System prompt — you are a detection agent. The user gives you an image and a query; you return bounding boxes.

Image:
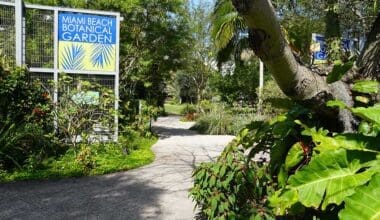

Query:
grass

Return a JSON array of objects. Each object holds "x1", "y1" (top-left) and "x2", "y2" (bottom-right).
[
  {"x1": 0, "y1": 135, "x2": 157, "y2": 182},
  {"x1": 164, "y1": 103, "x2": 186, "y2": 115}
]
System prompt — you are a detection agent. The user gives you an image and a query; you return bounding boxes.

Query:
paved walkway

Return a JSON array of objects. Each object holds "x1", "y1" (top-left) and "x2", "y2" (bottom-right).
[{"x1": 0, "y1": 116, "x2": 234, "y2": 220}]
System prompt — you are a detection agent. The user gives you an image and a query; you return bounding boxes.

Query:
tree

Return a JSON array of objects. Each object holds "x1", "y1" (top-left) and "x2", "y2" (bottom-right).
[
  {"x1": 184, "y1": 1, "x2": 215, "y2": 104},
  {"x1": 231, "y1": 0, "x2": 379, "y2": 131}
]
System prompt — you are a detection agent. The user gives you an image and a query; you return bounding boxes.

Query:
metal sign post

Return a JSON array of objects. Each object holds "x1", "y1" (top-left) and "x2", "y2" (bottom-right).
[{"x1": 15, "y1": 0, "x2": 22, "y2": 65}]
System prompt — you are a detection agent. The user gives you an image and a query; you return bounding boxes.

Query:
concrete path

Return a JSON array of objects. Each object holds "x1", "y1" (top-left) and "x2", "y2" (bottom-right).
[{"x1": 0, "y1": 116, "x2": 234, "y2": 220}]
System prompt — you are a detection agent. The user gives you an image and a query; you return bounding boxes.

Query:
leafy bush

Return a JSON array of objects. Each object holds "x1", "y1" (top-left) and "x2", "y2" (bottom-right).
[
  {"x1": 0, "y1": 133, "x2": 157, "y2": 182},
  {"x1": 54, "y1": 74, "x2": 115, "y2": 150},
  {"x1": 130, "y1": 100, "x2": 161, "y2": 137},
  {"x1": 190, "y1": 141, "x2": 275, "y2": 219},
  {"x1": 192, "y1": 103, "x2": 263, "y2": 135},
  {"x1": 191, "y1": 103, "x2": 233, "y2": 135},
  {"x1": 180, "y1": 104, "x2": 197, "y2": 115},
  {"x1": 0, "y1": 66, "x2": 55, "y2": 170},
  {"x1": 257, "y1": 79, "x2": 294, "y2": 118},
  {"x1": 76, "y1": 144, "x2": 97, "y2": 173},
  {"x1": 180, "y1": 104, "x2": 198, "y2": 121}
]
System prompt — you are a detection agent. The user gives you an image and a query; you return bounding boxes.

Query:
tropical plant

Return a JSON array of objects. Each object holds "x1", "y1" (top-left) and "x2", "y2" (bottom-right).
[
  {"x1": 190, "y1": 139, "x2": 275, "y2": 219},
  {"x1": 269, "y1": 83, "x2": 380, "y2": 218},
  {"x1": 211, "y1": 0, "x2": 245, "y2": 66},
  {"x1": 128, "y1": 100, "x2": 161, "y2": 137},
  {"x1": 191, "y1": 78, "x2": 379, "y2": 219},
  {"x1": 192, "y1": 103, "x2": 260, "y2": 135}
]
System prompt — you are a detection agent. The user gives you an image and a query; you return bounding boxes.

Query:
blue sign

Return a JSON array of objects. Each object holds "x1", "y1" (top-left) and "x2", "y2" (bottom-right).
[
  {"x1": 58, "y1": 13, "x2": 116, "y2": 44},
  {"x1": 311, "y1": 34, "x2": 327, "y2": 62},
  {"x1": 58, "y1": 12, "x2": 117, "y2": 72}
]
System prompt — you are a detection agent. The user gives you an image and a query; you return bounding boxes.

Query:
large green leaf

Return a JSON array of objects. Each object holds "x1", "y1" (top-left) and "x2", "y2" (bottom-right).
[
  {"x1": 308, "y1": 131, "x2": 380, "y2": 153},
  {"x1": 288, "y1": 149, "x2": 375, "y2": 209},
  {"x1": 285, "y1": 142, "x2": 304, "y2": 171},
  {"x1": 352, "y1": 105, "x2": 380, "y2": 126},
  {"x1": 326, "y1": 100, "x2": 347, "y2": 109},
  {"x1": 352, "y1": 80, "x2": 379, "y2": 94},
  {"x1": 327, "y1": 60, "x2": 354, "y2": 83},
  {"x1": 339, "y1": 174, "x2": 380, "y2": 220},
  {"x1": 269, "y1": 189, "x2": 298, "y2": 215}
]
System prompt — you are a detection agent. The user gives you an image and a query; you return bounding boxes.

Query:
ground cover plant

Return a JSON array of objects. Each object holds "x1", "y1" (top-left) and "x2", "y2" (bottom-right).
[{"x1": 0, "y1": 133, "x2": 156, "y2": 182}]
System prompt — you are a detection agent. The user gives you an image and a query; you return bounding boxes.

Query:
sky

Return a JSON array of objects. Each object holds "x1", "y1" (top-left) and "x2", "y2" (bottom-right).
[{"x1": 189, "y1": 0, "x2": 214, "y2": 9}]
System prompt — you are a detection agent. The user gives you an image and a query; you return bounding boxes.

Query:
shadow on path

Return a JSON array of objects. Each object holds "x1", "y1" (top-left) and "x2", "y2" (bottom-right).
[
  {"x1": 0, "y1": 116, "x2": 235, "y2": 220},
  {"x1": 0, "y1": 173, "x2": 164, "y2": 219}
]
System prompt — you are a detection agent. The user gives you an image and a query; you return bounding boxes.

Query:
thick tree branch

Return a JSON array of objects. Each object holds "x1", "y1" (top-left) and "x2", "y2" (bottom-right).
[{"x1": 232, "y1": 0, "x2": 357, "y2": 131}]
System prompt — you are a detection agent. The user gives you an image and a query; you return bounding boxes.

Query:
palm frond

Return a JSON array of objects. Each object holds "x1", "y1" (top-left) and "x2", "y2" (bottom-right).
[
  {"x1": 216, "y1": 35, "x2": 236, "y2": 67},
  {"x1": 61, "y1": 44, "x2": 85, "y2": 70},
  {"x1": 216, "y1": 34, "x2": 251, "y2": 68},
  {"x1": 91, "y1": 44, "x2": 115, "y2": 68},
  {"x1": 211, "y1": 0, "x2": 245, "y2": 50}
]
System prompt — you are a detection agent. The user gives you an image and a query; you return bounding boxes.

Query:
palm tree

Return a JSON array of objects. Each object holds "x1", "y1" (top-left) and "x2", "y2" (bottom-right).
[
  {"x1": 211, "y1": 0, "x2": 246, "y2": 66},
  {"x1": 211, "y1": 0, "x2": 265, "y2": 111}
]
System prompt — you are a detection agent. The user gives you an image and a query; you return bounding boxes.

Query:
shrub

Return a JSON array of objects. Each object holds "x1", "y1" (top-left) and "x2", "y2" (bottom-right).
[
  {"x1": 180, "y1": 104, "x2": 198, "y2": 122},
  {"x1": 130, "y1": 100, "x2": 161, "y2": 137},
  {"x1": 190, "y1": 136, "x2": 275, "y2": 219},
  {"x1": 0, "y1": 66, "x2": 55, "y2": 170},
  {"x1": 256, "y1": 79, "x2": 294, "y2": 118},
  {"x1": 54, "y1": 74, "x2": 115, "y2": 150},
  {"x1": 180, "y1": 104, "x2": 197, "y2": 115},
  {"x1": 192, "y1": 103, "x2": 262, "y2": 135},
  {"x1": 191, "y1": 103, "x2": 233, "y2": 135},
  {"x1": 76, "y1": 144, "x2": 97, "y2": 173}
]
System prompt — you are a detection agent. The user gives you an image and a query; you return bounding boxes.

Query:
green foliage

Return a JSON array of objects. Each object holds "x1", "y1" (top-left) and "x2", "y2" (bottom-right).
[
  {"x1": 282, "y1": 14, "x2": 324, "y2": 62},
  {"x1": 192, "y1": 79, "x2": 380, "y2": 219},
  {"x1": 190, "y1": 141, "x2": 275, "y2": 219},
  {"x1": 327, "y1": 60, "x2": 354, "y2": 83},
  {"x1": 0, "y1": 66, "x2": 55, "y2": 170},
  {"x1": 54, "y1": 74, "x2": 115, "y2": 150},
  {"x1": 76, "y1": 144, "x2": 97, "y2": 173},
  {"x1": 268, "y1": 82, "x2": 380, "y2": 218},
  {"x1": 163, "y1": 103, "x2": 186, "y2": 115},
  {"x1": 257, "y1": 79, "x2": 294, "y2": 118},
  {"x1": 338, "y1": 174, "x2": 380, "y2": 220},
  {"x1": 211, "y1": 0, "x2": 243, "y2": 50},
  {"x1": 191, "y1": 103, "x2": 233, "y2": 135},
  {"x1": 213, "y1": 61, "x2": 261, "y2": 105},
  {"x1": 180, "y1": 104, "x2": 197, "y2": 115},
  {"x1": 352, "y1": 80, "x2": 379, "y2": 94},
  {"x1": 129, "y1": 100, "x2": 161, "y2": 137}
]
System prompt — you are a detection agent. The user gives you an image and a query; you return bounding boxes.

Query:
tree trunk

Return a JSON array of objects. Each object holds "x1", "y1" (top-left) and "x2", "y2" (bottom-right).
[
  {"x1": 356, "y1": 12, "x2": 380, "y2": 81},
  {"x1": 231, "y1": 0, "x2": 380, "y2": 131}
]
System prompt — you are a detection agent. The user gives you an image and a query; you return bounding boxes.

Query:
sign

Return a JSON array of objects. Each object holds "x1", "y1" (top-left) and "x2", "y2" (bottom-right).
[
  {"x1": 310, "y1": 33, "x2": 327, "y2": 64},
  {"x1": 58, "y1": 12, "x2": 117, "y2": 72}
]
